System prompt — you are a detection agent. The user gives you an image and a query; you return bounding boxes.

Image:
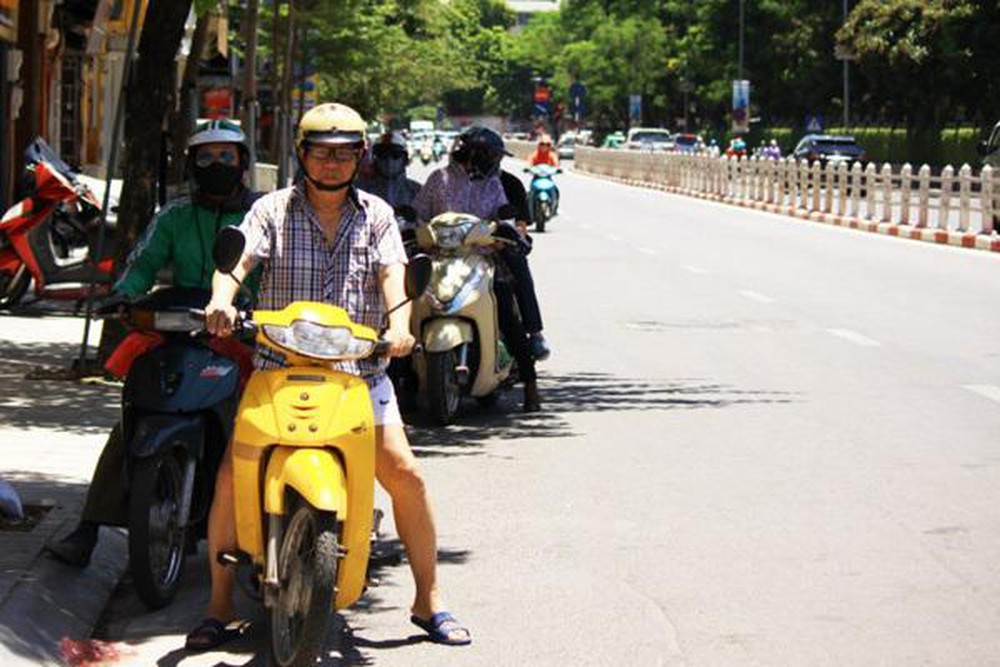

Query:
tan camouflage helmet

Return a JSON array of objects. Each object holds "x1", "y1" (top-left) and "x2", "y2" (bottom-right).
[{"x1": 296, "y1": 103, "x2": 367, "y2": 149}]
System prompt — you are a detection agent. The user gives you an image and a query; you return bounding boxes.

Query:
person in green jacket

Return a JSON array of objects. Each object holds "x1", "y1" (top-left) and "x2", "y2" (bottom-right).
[{"x1": 46, "y1": 120, "x2": 262, "y2": 567}]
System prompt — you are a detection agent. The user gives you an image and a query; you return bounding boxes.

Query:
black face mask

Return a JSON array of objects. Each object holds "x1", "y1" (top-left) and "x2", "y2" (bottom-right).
[{"x1": 193, "y1": 163, "x2": 243, "y2": 198}]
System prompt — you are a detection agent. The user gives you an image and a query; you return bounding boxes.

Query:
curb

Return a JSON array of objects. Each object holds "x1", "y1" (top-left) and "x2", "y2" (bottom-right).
[
  {"x1": 0, "y1": 522, "x2": 128, "y2": 665},
  {"x1": 573, "y1": 168, "x2": 1000, "y2": 254}
]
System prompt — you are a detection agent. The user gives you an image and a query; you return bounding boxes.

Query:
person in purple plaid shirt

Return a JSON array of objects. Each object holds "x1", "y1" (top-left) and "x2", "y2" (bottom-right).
[{"x1": 190, "y1": 103, "x2": 471, "y2": 651}]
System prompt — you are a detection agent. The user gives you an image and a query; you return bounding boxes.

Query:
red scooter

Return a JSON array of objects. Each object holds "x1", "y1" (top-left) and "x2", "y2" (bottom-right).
[{"x1": 0, "y1": 138, "x2": 116, "y2": 308}]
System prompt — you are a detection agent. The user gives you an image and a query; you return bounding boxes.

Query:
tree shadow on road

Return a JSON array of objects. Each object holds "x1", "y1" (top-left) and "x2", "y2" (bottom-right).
[
  {"x1": 0, "y1": 340, "x2": 119, "y2": 434},
  {"x1": 335, "y1": 539, "x2": 471, "y2": 666},
  {"x1": 404, "y1": 370, "x2": 797, "y2": 460}
]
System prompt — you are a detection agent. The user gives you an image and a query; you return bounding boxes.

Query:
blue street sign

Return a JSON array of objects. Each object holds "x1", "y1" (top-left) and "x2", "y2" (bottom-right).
[
  {"x1": 533, "y1": 102, "x2": 550, "y2": 117},
  {"x1": 805, "y1": 113, "x2": 824, "y2": 134},
  {"x1": 629, "y1": 94, "x2": 642, "y2": 124}
]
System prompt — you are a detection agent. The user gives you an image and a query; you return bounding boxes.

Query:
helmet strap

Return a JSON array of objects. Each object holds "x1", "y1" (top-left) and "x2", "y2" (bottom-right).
[{"x1": 300, "y1": 157, "x2": 360, "y2": 193}]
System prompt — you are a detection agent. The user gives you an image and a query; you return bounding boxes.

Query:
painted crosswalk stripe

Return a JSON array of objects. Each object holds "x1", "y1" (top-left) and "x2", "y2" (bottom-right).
[
  {"x1": 682, "y1": 265, "x2": 709, "y2": 274},
  {"x1": 963, "y1": 385, "x2": 1000, "y2": 403},
  {"x1": 606, "y1": 233, "x2": 622, "y2": 242},
  {"x1": 638, "y1": 247, "x2": 657, "y2": 255},
  {"x1": 826, "y1": 328, "x2": 882, "y2": 347},
  {"x1": 739, "y1": 290, "x2": 774, "y2": 304}
]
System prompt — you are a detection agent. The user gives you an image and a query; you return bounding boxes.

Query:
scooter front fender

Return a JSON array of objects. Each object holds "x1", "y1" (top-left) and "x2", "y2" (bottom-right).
[
  {"x1": 263, "y1": 447, "x2": 372, "y2": 608},
  {"x1": 422, "y1": 318, "x2": 474, "y2": 353},
  {"x1": 264, "y1": 448, "x2": 347, "y2": 517},
  {"x1": 129, "y1": 413, "x2": 204, "y2": 459}
]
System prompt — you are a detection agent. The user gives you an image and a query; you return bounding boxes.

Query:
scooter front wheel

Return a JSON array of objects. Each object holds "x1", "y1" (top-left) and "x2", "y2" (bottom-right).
[
  {"x1": 426, "y1": 349, "x2": 461, "y2": 425},
  {"x1": 536, "y1": 202, "x2": 549, "y2": 233},
  {"x1": 0, "y1": 269, "x2": 29, "y2": 309},
  {"x1": 129, "y1": 451, "x2": 187, "y2": 610},
  {"x1": 268, "y1": 502, "x2": 341, "y2": 667}
]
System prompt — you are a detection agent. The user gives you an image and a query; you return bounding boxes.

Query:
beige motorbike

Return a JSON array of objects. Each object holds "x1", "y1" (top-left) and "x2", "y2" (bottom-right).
[{"x1": 411, "y1": 212, "x2": 516, "y2": 425}]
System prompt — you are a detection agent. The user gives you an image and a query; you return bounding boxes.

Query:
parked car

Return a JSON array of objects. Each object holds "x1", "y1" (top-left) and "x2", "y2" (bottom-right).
[
  {"x1": 792, "y1": 134, "x2": 867, "y2": 165},
  {"x1": 601, "y1": 131, "x2": 626, "y2": 149},
  {"x1": 978, "y1": 122, "x2": 1000, "y2": 229},
  {"x1": 978, "y1": 121, "x2": 1000, "y2": 169},
  {"x1": 556, "y1": 133, "x2": 577, "y2": 160},
  {"x1": 674, "y1": 133, "x2": 705, "y2": 154},
  {"x1": 626, "y1": 127, "x2": 674, "y2": 151}
]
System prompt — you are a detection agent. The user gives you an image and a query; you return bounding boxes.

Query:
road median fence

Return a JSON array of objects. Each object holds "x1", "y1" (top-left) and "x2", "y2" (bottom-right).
[{"x1": 571, "y1": 147, "x2": 1000, "y2": 254}]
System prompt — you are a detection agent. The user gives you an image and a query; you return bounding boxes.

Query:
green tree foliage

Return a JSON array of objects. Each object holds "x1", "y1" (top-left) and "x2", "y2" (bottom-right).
[
  {"x1": 837, "y1": 0, "x2": 996, "y2": 162},
  {"x1": 297, "y1": 0, "x2": 512, "y2": 123},
  {"x1": 504, "y1": 0, "x2": 846, "y2": 134}
]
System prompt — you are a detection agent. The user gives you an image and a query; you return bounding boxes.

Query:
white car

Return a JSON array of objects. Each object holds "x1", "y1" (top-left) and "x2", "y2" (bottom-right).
[{"x1": 625, "y1": 127, "x2": 674, "y2": 151}]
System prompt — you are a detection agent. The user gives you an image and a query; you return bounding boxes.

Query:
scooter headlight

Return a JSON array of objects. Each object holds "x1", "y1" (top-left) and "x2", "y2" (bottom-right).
[
  {"x1": 262, "y1": 320, "x2": 375, "y2": 360},
  {"x1": 432, "y1": 221, "x2": 476, "y2": 249}
]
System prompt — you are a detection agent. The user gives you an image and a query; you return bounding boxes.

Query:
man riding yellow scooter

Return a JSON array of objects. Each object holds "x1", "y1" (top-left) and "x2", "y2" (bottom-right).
[{"x1": 186, "y1": 102, "x2": 471, "y2": 658}]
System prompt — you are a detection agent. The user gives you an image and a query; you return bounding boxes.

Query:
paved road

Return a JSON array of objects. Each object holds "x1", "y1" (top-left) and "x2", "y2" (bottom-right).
[{"x1": 94, "y1": 161, "x2": 1000, "y2": 666}]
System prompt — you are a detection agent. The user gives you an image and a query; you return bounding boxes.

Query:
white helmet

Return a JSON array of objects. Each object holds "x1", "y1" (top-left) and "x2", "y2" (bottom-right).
[{"x1": 187, "y1": 119, "x2": 247, "y2": 150}]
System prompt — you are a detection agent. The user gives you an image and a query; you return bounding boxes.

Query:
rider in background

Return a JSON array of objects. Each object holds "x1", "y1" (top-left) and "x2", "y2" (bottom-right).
[
  {"x1": 414, "y1": 127, "x2": 545, "y2": 411},
  {"x1": 498, "y1": 164, "x2": 551, "y2": 363},
  {"x1": 45, "y1": 120, "x2": 260, "y2": 568},
  {"x1": 356, "y1": 131, "x2": 421, "y2": 211},
  {"x1": 528, "y1": 133, "x2": 559, "y2": 167}
]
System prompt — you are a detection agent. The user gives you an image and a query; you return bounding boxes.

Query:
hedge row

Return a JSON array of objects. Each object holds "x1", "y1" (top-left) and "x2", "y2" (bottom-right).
[{"x1": 752, "y1": 126, "x2": 988, "y2": 167}]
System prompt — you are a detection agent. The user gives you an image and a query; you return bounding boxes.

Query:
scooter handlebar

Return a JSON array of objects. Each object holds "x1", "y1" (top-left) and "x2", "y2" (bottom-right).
[{"x1": 189, "y1": 308, "x2": 257, "y2": 337}]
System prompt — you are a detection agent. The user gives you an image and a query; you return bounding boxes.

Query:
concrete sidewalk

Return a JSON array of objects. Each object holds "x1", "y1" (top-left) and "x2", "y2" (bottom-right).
[{"x1": 0, "y1": 304, "x2": 127, "y2": 666}]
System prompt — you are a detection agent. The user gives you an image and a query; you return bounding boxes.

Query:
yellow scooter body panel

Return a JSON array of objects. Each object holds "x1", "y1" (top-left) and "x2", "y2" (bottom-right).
[{"x1": 231, "y1": 366, "x2": 375, "y2": 610}]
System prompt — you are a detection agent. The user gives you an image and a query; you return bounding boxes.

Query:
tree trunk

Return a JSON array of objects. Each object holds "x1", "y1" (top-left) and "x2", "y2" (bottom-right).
[
  {"x1": 295, "y1": 21, "x2": 307, "y2": 128},
  {"x1": 98, "y1": 0, "x2": 193, "y2": 366},
  {"x1": 269, "y1": 1, "x2": 284, "y2": 160},
  {"x1": 117, "y1": 0, "x2": 195, "y2": 267},
  {"x1": 168, "y1": 12, "x2": 210, "y2": 186},
  {"x1": 243, "y1": 0, "x2": 260, "y2": 189}
]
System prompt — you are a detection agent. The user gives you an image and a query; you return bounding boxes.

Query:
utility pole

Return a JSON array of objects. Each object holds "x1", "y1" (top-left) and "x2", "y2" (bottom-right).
[{"x1": 276, "y1": 0, "x2": 295, "y2": 187}]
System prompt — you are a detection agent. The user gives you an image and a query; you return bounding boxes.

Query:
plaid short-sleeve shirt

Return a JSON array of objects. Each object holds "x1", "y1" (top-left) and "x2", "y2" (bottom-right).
[{"x1": 240, "y1": 184, "x2": 407, "y2": 384}]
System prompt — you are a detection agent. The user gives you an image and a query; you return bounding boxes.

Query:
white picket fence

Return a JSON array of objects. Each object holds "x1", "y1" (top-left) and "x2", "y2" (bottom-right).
[{"x1": 566, "y1": 146, "x2": 1000, "y2": 251}]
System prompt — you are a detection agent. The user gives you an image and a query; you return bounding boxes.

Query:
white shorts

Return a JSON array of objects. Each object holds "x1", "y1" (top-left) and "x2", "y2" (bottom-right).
[{"x1": 370, "y1": 375, "x2": 403, "y2": 427}]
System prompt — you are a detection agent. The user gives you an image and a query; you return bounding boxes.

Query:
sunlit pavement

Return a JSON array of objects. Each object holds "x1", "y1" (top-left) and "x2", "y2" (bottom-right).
[{"x1": 6, "y1": 159, "x2": 1000, "y2": 665}]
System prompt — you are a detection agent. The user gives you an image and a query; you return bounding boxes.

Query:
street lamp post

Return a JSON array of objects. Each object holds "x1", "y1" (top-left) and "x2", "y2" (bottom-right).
[
  {"x1": 843, "y1": 0, "x2": 850, "y2": 129},
  {"x1": 738, "y1": 0, "x2": 745, "y2": 81}
]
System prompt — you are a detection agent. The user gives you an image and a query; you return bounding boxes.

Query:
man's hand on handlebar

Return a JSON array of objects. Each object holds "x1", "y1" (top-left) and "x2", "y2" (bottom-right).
[
  {"x1": 205, "y1": 299, "x2": 238, "y2": 338},
  {"x1": 383, "y1": 325, "x2": 416, "y2": 358}
]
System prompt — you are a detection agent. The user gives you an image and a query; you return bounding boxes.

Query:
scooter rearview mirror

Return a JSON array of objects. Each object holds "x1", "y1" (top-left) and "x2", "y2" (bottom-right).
[
  {"x1": 213, "y1": 227, "x2": 246, "y2": 274},
  {"x1": 394, "y1": 204, "x2": 418, "y2": 224},
  {"x1": 405, "y1": 254, "x2": 432, "y2": 299},
  {"x1": 381, "y1": 254, "x2": 433, "y2": 333}
]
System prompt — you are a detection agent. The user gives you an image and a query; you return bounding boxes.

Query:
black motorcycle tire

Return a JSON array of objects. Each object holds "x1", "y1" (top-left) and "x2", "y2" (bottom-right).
[
  {"x1": 0, "y1": 269, "x2": 30, "y2": 309},
  {"x1": 426, "y1": 349, "x2": 460, "y2": 425},
  {"x1": 268, "y1": 502, "x2": 341, "y2": 667},
  {"x1": 129, "y1": 450, "x2": 188, "y2": 610},
  {"x1": 536, "y1": 202, "x2": 549, "y2": 233},
  {"x1": 475, "y1": 392, "x2": 500, "y2": 408}
]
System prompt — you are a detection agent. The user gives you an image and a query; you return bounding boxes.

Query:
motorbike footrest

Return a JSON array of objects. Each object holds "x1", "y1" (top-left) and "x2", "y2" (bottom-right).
[{"x1": 216, "y1": 549, "x2": 252, "y2": 568}]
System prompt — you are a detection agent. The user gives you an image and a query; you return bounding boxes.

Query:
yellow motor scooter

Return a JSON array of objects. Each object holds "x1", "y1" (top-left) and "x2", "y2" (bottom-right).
[{"x1": 211, "y1": 227, "x2": 431, "y2": 667}]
